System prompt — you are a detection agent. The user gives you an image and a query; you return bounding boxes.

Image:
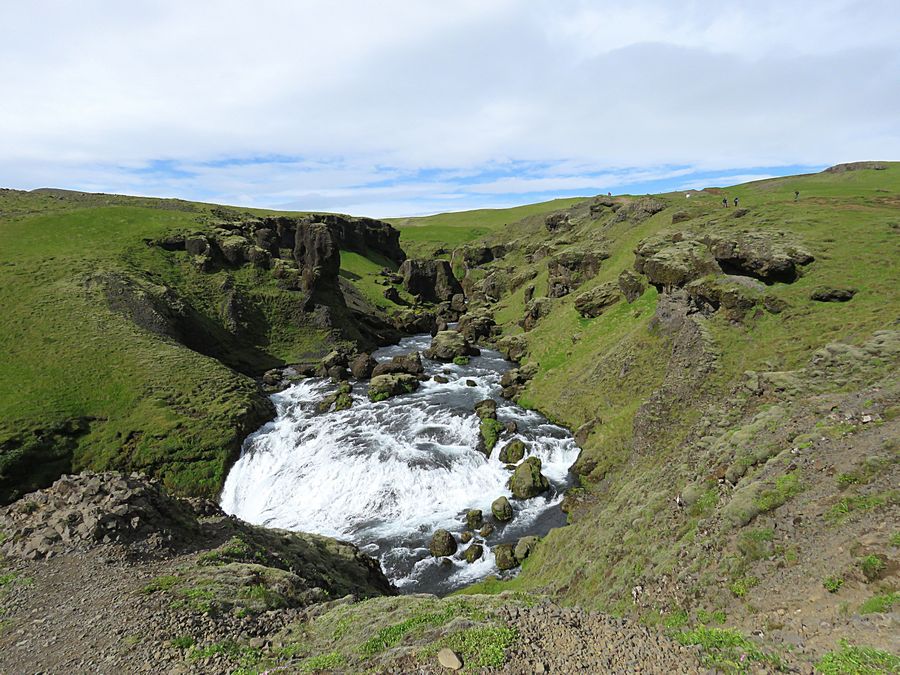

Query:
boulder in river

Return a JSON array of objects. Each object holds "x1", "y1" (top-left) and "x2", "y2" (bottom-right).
[
  {"x1": 424, "y1": 330, "x2": 480, "y2": 362},
  {"x1": 466, "y1": 508, "x2": 483, "y2": 530},
  {"x1": 498, "y1": 439, "x2": 526, "y2": 464},
  {"x1": 371, "y1": 351, "x2": 424, "y2": 377},
  {"x1": 368, "y1": 373, "x2": 419, "y2": 402},
  {"x1": 509, "y1": 456, "x2": 550, "y2": 499},
  {"x1": 474, "y1": 399, "x2": 498, "y2": 420},
  {"x1": 349, "y1": 353, "x2": 377, "y2": 379},
  {"x1": 460, "y1": 531, "x2": 473, "y2": 544},
  {"x1": 429, "y1": 529, "x2": 457, "y2": 557},
  {"x1": 464, "y1": 543, "x2": 484, "y2": 564},
  {"x1": 491, "y1": 496, "x2": 513, "y2": 522},
  {"x1": 479, "y1": 418, "x2": 505, "y2": 454},
  {"x1": 479, "y1": 522, "x2": 495, "y2": 537},
  {"x1": 494, "y1": 543, "x2": 518, "y2": 570}
]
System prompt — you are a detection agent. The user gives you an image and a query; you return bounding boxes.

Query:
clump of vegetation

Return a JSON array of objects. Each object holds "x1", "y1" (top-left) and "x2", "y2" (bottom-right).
[
  {"x1": 198, "y1": 536, "x2": 268, "y2": 566},
  {"x1": 438, "y1": 625, "x2": 518, "y2": 668},
  {"x1": 737, "y1": 528, "x2": 774, "y2": 561},
  {"x1": 816, "y1": 640, "x2": 900, "y2": 674},
  {"x1": 729, "y1": 576, "x2": 759, "y2": 598},
  {"x1": 858, "y1": 591, "x2": 897, "y2": 615},
  {"x1": 676, "y1": 627, "x2": 781, "y2": 671},
  {"x1": 479, "y1": 418, "x2": 505, "y2": 452},
  {"x1": 359, "y1": 601, "x2": 479, "y2": 655},
  {"x1": 452, "y1": 355, "x2": 470, "y2": 366},
  {"x1": 825, "y1": 491, "x2": 897, "y2": 524},
  {"x1": 754, "y1": 472, "x2": 803, "y2": 513},
  {"x1": 170, "y1": 635, "x2": 196, "y2": 649},
  {"x1": 822, "y1": 576, "x2": 844, "y2": 593},
  {"x1": 142, "y1": 575, "x2": 180, "y2": 594},
  {"x1": 858, "y1": 555, "x2": 886, "y2": 582}
]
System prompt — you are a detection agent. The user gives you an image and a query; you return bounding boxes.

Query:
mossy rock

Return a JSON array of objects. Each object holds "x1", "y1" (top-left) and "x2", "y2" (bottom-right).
[
  {"x1": 368, "y1": 373, "x2": 419, "y2": 402},
  {"x1": 464, "y1": 543, "x2": 484, "y2": 564},
  {"x1": 508, "y1": 457, "x2": 550, "y2": 500},
  {"x1": 466, "y1": 509, "x2": 483, "y2": 530},
  {"x1": 479, "y1": 418, "x2": 505, "y2": 453},
  {"x1": 494, "y1": 543, "x2": 518, "y2": 570},
  {"x1": 491, "y1": 496, "x2": 513, "y2": 522},
  {"x1": 498, "y1": 439, "x2": 526, "y2": 463},
  {"x1": 429, "y1": 529, "x2": 457, "y2": 557}
]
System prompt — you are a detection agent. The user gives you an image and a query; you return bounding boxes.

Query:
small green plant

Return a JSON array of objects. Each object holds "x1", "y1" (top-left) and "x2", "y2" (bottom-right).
[
  {"x1": 696, "y1": 609, "x2": 727, "y2": 625},
  {"x1": 859, "y1": 555, "x2": 886, "y2": 582},
  {"x1": 826, "y1": 492, "x2": 896, "y2": 524},
  {"x1": 452, "y1": 355, "x2": 470, "y2": 366},
  {"x1": 663, "y1": 609, "x2": 689, "y2": 629},
  {"x1": 890, "y1": 531, "x2": 900, "y2": 547},
  {"x1": 298, "y1": 651, "x2": 345, "y2": 672},
  {"x1": 171, "y1": 635, "x2": 196, "y2": 649},
  {"x1": 0, "y1": 572, "x2": 18, "y2": 588},
  {"x1": 676, "y1": 627, "x2": 780, "y2": 671},
  {"x1": 816, "y1": 640, "x2": 900, "y2": 674},
  {"x1": 754, "y1": 472, "x2": 803, "y2": 513},
  {"x1": 729, "y1": 576, "x2": 759, "y2": 598},
  {"x1": 142, "y1": 575, "x2": 179, "y2": 594},
  {"x1": 858, "y1": 591, "x2": 898, "y2": 614},
  {"x1": 440, "y1": 625, "x2": 517, "y2": 668},
  {"x1": 836, "y1": 472, "x2": 863, "y2": 488},
  {"x1": 823, "y1": 576, "x2": 844, "y2": 593}
]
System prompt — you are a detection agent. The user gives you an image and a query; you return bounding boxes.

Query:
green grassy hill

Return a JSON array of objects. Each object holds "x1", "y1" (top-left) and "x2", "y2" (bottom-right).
[{"x1": 0, "y1": 190, "x2": 399, "y2": 501}]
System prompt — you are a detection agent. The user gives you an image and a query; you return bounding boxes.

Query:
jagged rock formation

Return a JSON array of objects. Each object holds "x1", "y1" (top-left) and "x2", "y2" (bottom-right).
[{"x1": 397, "y1": 258, "x2": 463, "y2": 302}]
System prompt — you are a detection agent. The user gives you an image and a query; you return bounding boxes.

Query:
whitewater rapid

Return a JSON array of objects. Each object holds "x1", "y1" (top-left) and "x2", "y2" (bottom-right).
[{"x1": 220, "y1": 334, "x2": 579, "y2": 594}]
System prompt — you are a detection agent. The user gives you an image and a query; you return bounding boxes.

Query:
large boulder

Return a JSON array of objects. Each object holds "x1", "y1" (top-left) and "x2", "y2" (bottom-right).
[
  {"x1": 371, "y1": 352, "x2": 424, "y2": 377},
  {"x1": 634, "y1": 236, "x2": 721, "y2": 291},
  {"x1": 686, "y1": 275, "x2": 767, "y2": 321},
  {"x1": 514, "y1": 535, "x2": 540, "y2": 562},
  {"x1": 702, "y1": 232, "x2": 814, "y2": 284},
  {"x1": 466, "y1": 509, "x2": 483, "y2": 530},
  {"x1": 496, "y1": 335, "x2": 528, "y2": 362},
  {"x1": 491, "y1": 496, "x2": 513, "y2": 522},
  {"x1": 574, "y1": 282, "x2": 622, "y2": 318},
  {"x1": 546, "y1": 251, "x2": 607, "y2": 298},
  {"x1": 494, "y1": 543, "x2": 519, "y2": 570},
  {"x1": 457, "y1": 310, "x2": 495, "y2": 343},
  {"x1": 368, "y1": 373, "x2": 420, "y2": 402},
  {"x1": 508, "y1": 457, "x2": 550, "y2": 499},
  {"x1": 618, "y1": 269, "x2": 646, "y2": 303},
  {"x1": 613, "y1": 197, "x2": 666, "y2": 223},
  {"x1": 499, "y1": 439, "x2": 526, "y2": 464},
  {"x1": 522, "y1": 298, "x2": 555, "y2": 331},
  {"x1": 429, "y1": 529, "x2": 457, "y2": 557},
  {"x1": 398, "y1": 259, "x2": 463, "y2": 303},
  {"x1": 811, "y1": 287, "x2": 856, "y2": 302},
  {"x1": 293, "y1": 220, "x2": 341, "y2": 293},
  {"x1": 349, "y1": 353, "x2": 378, "y2": 379},
  {"x1": 424, "y1": 331, "x2": 480, "y2": 361},
  {"x1": 464, "y1": 543, "x2": 484, "y2": 564}
]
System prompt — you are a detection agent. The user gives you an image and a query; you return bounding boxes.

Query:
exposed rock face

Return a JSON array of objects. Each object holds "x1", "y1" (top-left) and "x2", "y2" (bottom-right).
[
  {"x1": 424, "y1": 331, "x2": 480, "y2": 361},
  {"x1": 294, "y1": 221, "x2": 341, "y2": 293},
  {"x1": 686, "y1": 275, "x2": 768, "y2": 321},
  {"x1": 429, "y1": 529, "x2": 457, "y2": 557},
  {"x1": 371, "y1": 351, "x2": 424, "y2": 377},
  {"x1": 508, "y1": 457, "x2": 550, "y2": 499},
  {"x1": 574, "y1": 282, "x2": 622, "y2": 318},
  {"x1": 618, "y1": 269, "x2": 646, "y2": 303},
  {"x1": 614, "y1": 197, "x2": 666, "y2": 223},
  {"x1": 499, "y1": 439, "x2": 526, "y2": 464},
  {"x1": 522, "y1": 298, "x2": 554, "y2": 331},
  {"x1": 634, "y1": 236, "x2": 721, "y2": 291},
  {"x1": 496, "y1": 335, "x2": 528, "y2": 362},
  {"x1": 547, "y1": 251, "x2": 607, "y2": 298},
  {"x1": 702, "y1": 232, "x2": 814, "y2": 284},
  {"x1": 491, "y1": 496, "x2": 513, "y2": 522},
  {"x1": 457, "y1": 310, "x2": 495, "y2": 343},
  {"x1": 811, "y1": 287, "x2": 857, "y2": 302},
  {"x1": 398, "y1": 259, "x2": 463, "y2": 302},
  {"x1": 545, "y1": 212, "x2": 571, "y2": 232},
  {"x1": 500, "y1": 362, "x2": 538, "y2": 400},
  {"x1": 367, "y1": 373, "x2": 420, "y2": 401}
]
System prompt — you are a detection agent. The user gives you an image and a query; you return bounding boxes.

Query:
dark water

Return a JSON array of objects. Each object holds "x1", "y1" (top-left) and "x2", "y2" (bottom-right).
[{"x1": 221, "y1": 334, "x2": 579, "y2": 594}]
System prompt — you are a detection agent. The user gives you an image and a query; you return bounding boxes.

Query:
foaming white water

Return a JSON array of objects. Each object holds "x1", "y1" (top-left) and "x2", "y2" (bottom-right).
[{"x1": 221, "y1": 337, "x2": 579, "y2": 593}]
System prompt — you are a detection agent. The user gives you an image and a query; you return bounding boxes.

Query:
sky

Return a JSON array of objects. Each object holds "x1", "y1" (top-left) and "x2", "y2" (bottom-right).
[{"x1": 1, "y1": 1, "x2": 898, "y2": 217}]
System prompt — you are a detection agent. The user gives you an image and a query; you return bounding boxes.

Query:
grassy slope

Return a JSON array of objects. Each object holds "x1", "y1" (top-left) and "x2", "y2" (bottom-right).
[
  {"x1": 387, "y1": 197, "x2": 587, "y2": 257},
  {"x1": 400, "y1": 166, "x2": 899, "y2": 664},
  {"x1": 0, "y1": 191, "x2": 382, "y2": 501}
]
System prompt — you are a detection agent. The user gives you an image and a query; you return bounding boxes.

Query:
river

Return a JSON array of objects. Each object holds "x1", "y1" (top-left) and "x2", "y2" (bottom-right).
[{"x1": 220, "y1": 333, "x2": 579, "y2": 594}]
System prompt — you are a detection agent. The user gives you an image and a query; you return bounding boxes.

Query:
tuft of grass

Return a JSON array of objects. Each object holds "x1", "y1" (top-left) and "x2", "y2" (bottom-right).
[
  {"x1": 729, "y1": 576, "x2": 759, "y2": 598},
  {"x1": 171, "y1": 635, "x2": 196, "y2": 649},
  {"x1": 858, "y1": 555, "x2": 886, "y2": 582},
  {"x1": 823, "y1": 576, "x2": 844, "y2": 593},
  {"x1": 858, "y1": 591, "x2": 898, "y2": 615},
  {"x1": 358, "y1": 601, "x2": 477, "y2": 655},
  {"x1": 754, "y1": 472, "x2": 803, "y2": 513},
  {"x1": 676, "y1": 626, "x2": 781, "y2": 672},
  {"x1": 440, "y1": 625, "x2": 518, "y2": 669},
  {"x1": 816, "y1": 640, "x2": 900, "y2": 674},
  {"x1": 825, "y1": 491, "x2": 898, "y2": 524},
  {"x1": 696, "y1": 609, "x2": 727, "y2": 625},
  {"x1": 142, "y1": 575, "x2": 179, "y2": 594},
  {"x1": 298, "y1": 651, "x2": 345, "y2": 672}
]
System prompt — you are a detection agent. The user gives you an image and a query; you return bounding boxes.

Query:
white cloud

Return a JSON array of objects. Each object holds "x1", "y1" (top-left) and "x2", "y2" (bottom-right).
[{"x1": 0, "y1": 1, "x2": 897, "y2": 214}]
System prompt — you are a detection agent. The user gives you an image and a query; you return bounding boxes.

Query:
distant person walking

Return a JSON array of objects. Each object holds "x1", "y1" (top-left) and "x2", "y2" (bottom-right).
[
  {"x1": 734, "y1": 197, "x2": 739, "y2": 207},
  {"x1": 794, "y1": 190, "x2": 800, "y2": 201},
  {"x1": 722, "y1": 197, "x2": 728, "y2": 208}
]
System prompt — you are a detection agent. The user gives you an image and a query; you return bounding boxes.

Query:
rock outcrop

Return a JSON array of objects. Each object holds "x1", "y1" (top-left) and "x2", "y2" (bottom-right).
[
  {"x1": 398, "y1": 259, "x2": 463, "y2": 302},
  {"x1": 574, "y1": 282, "x2": 622, "y2": 318},
  {"x1": 424, "y1": 331, "x2": 480, "y2": 361}
]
